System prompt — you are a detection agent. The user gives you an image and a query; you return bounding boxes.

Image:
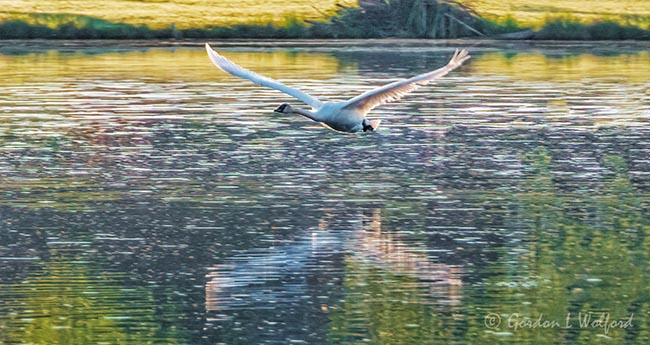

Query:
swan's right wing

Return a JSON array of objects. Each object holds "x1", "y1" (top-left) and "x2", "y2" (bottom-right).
[
  {"x1": 205, "y1": 43, "x2": 323, "y2": 109},
  {"x1": 341, "y1": 49, "x2": 470, "y2": 114}
]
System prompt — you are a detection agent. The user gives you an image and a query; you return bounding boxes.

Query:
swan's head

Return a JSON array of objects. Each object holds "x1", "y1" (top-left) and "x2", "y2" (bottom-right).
[
  {"x1": 362, "y1": 119, "x2": 381, "y2": 132},
  {"x1": 274, "y1": 103, "x2": 292, "y2": 114}
]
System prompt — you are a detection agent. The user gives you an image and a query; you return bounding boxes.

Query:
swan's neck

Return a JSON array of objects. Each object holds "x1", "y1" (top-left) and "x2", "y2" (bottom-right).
[{"x1": 292, "y1": 107, "x2": 320, "y2": 122}]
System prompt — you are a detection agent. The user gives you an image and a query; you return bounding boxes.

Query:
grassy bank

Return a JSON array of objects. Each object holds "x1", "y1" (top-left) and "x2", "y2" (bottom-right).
[
  {"x1": 463, "y1": 0, "x2": 650, "y2": 29},
  {"x1": 0, "y1": 0, "x2": 508, "y2": 40},
  {"x1": 535, "y1": 18, "x2": 650, "y2": 40},
  {"x1": 0, "y1": 0, "x2": 354, "y2": 29},
  {"x1": 0, "y1": 0, "x2": 649, "y2": 40}
]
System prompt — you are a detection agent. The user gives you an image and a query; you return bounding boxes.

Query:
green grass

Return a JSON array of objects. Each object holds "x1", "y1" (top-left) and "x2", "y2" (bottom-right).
[
  {"x1": 2, "y1": 0, "x2": 648, "y2": 30},
  {"x1": 536, "y1": 18, "x2": 650, "y2": 40},
  {"x1": 0, "y1": 0, "x2": 649, "y2": 39},
  {"x1": 465, "y1": 0, "x2": 650, "y2": 29},
  {"x1": 0, "y1": 18, "x2": 171, "y2": 39},
  {"x1": 0, "y1": 0, "x2": 501, "y2": 40},
  {"x1": 0, "y1": 0, "x2": 355, "y2": 29},
  {"x1": 0, "y1": 19, "x2": 317, "y2": 39}
]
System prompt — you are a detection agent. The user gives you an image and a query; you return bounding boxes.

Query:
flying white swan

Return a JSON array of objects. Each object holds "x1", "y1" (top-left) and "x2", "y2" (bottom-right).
[{"x1": 205, "y1": 43, "x2": 470, "y2": 133}]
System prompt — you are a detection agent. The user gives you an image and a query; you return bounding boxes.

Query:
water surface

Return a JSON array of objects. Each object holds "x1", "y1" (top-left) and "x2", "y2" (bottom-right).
[{"x1": 0, "y1": 40, "x2": 649, "y2": 344}]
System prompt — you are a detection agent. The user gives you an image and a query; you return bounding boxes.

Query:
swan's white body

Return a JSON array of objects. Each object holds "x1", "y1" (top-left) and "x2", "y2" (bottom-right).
[{"x1": 205, "y1": 43, "x2": 470, "y2": 133}]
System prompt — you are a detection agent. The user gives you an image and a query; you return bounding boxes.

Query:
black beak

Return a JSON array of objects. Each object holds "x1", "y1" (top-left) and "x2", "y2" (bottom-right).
[
  {"x1": 274, "y1": 104, "x2": 287, "y2": 113},
  {"x1": 363, "y1": 124, "x2": 373, "y2": 132}
]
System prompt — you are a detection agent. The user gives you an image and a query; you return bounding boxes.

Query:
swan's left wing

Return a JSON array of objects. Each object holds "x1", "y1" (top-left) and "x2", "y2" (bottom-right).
[
  {"x1": 341, "y1": 49, "x2": 470, "y2": 114},
  {"x1": 205, "y1": 43, "x2": 323, "y2": 109}
]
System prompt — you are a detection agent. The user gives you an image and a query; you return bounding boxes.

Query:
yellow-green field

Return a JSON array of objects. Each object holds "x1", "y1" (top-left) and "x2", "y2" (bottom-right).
[
  {"x1": 0, "y1": 0, "x2": 355, "y2": 29},
  {"x1": 466, "y1": 0, "x2": 650, "y2": 28},
  {"x1": 0, "y1": 0, "x2": 649, "y2": 30}
]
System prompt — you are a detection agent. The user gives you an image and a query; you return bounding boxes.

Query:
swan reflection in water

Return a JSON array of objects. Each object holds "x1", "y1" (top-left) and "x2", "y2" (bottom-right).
[{"x1": 205, "y1": 209, "x2": 462, "y2": 315}]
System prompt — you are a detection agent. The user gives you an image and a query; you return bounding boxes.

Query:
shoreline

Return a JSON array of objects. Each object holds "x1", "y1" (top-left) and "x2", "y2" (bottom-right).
[
  {"x1": 1, "y1": 11, "x2": 648, "y2": 41},
  {"x1": 2, "y1": 38, "x2": 650, "y2": 45}
]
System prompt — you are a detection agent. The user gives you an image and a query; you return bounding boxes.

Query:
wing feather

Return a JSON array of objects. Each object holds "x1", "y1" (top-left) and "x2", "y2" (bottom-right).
[
  {"x1": 342, "y1": 49, "x2": 470, "y2": 114},
  {"x1": 205, "y1": 43, "x2": 323, "y2": 109}
]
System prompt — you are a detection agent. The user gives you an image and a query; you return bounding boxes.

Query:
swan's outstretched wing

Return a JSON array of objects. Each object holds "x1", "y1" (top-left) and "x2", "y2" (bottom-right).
[
  {"x1": 342, "y1": 49, "x2": 470, "y2": 114},
  {"x1": 205, "y1": 43, "x2": 323, "y2": 109}
]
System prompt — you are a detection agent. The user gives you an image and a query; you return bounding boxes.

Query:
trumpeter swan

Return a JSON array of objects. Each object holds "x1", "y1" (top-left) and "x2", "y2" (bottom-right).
[{"x1": 205, "y1": 43, "x2": 470, "y2": 133}]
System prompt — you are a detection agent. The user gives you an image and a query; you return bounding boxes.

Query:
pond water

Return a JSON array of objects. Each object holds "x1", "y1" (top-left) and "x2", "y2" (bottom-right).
[{"x1": 0, "y1": 39, "x2": 649, "y2": 344}]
